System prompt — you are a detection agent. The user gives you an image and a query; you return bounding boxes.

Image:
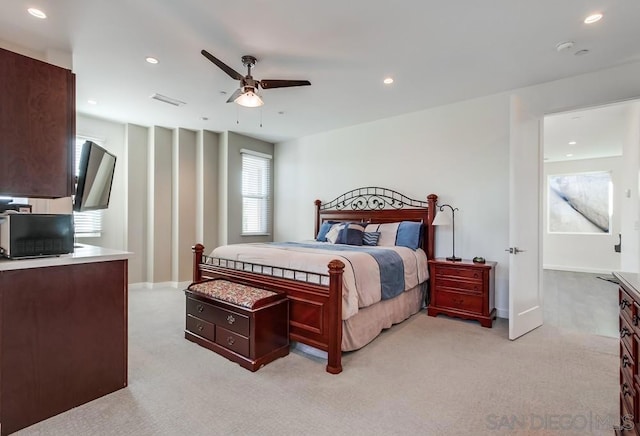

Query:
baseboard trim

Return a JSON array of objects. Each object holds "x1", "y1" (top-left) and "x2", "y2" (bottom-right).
[
  {"x1": 128, "y1": 281, "x2": 191, "y2": 290},
  {"x1": 543, "y1": 264, "x2": 618, "y2": 275},
  {"x1": 496, "y1": 308, "x2": 509, "y2": 319}
]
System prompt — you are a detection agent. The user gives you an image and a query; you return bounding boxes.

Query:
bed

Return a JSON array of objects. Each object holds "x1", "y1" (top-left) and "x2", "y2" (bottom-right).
[{"x1": 191, "y1": 187, "x2": 437, "y2": 374}]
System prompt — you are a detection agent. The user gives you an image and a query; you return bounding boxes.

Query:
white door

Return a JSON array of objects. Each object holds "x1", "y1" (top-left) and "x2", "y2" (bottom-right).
[{"x1": 508, "y1": 94, "x2": 544, "y2": 340}]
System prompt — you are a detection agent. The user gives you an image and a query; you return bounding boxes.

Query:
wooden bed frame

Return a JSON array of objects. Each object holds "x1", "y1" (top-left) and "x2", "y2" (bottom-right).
[{"x1": 192, "y1": 187, "x2": 437, "y2": 374}]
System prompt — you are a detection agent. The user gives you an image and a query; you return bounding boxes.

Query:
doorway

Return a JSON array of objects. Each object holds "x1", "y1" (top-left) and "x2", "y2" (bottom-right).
[{"x1": 541, "y1": 100, "x2": 640, "y2": 337}]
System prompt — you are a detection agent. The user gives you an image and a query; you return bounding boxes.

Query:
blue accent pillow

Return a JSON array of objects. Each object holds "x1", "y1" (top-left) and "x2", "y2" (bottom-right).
[
  {"x1": 363, "y1": 232, "x2": 380, "y2": 246},
  {"x1": 316, "y1": 221, "x2": 339, "y2": 242},
  {"x1": 337, "y1": 223, "x2": 365, "y2": 246},
  {"x1": 395, "y1": 221, "x2": 422, "y2": 250}
]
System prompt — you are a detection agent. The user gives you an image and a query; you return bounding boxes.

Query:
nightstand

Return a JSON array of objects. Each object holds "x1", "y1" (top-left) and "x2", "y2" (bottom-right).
[{"x1": 427, "y1": 258, "x2": 497, "y2": 328}]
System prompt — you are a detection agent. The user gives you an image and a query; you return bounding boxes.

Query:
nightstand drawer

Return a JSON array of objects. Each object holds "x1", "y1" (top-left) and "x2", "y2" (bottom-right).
[
  {"x1": 435, "y1": 266, "x2": 483, "y2": 282},
  {"x1": 434, "y1": 290, "x2": 483, "y2": 313},
  {"x1": 186, "y1": 314, "x2": 216, "y2": 342},
  {"x1": 435, "y1": 277, "x2": 483, "y2": 294},
  {"x1": 216, "y1": 326, "x2": 250, "y2": 357}
]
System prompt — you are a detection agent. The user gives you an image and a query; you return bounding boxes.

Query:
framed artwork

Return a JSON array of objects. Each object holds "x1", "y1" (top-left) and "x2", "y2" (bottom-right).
[{"x1": 547, "y1": 171, "x2": 611, "y2": 234}]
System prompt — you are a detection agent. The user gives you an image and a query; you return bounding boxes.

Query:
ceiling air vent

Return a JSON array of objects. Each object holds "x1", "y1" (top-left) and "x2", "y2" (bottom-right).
[{"x1": 150, "y1": 93, "x2": 186, "y2": 106}]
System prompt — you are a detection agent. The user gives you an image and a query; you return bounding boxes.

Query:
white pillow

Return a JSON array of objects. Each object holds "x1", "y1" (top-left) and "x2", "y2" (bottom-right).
[
  {"x1": 325, "y1": 223, "x2": 344, "y2": 244},
  {"x1": 365, "y1": 222, "x2": 400, "y2": 246}
]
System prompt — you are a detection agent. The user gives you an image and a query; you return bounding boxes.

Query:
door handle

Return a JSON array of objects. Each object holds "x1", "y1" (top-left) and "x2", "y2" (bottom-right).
[{"x1": 505, "y1": 247, "x2": 526, "y2": 254}]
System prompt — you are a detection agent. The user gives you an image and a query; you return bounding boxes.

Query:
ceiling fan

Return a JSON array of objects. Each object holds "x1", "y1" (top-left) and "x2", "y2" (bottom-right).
[{"x1": 201, "y1": 49, "x2": 311, "y2": 107}]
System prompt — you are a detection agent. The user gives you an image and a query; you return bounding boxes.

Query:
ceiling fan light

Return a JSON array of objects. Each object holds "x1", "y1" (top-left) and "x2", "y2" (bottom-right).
[{"x1": 235, "y1": 90, "x2": 264, "y2": 107}]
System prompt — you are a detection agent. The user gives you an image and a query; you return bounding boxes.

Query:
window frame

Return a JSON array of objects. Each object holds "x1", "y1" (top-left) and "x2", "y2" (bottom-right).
[{"x1": 240, "y1": 149, "x2": 272, "y2": 236}]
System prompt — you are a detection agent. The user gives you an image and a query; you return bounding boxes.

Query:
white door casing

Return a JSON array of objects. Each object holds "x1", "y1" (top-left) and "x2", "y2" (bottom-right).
[{"x1": 508, "y1": 94, "x2": 544, "y2": 340}]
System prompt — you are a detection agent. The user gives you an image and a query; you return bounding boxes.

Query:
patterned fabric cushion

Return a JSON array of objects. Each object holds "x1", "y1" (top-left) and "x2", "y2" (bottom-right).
[
  {"x1": 337, "y1": 223, "x2": 365, "y2": 245},
  {"x1": 188, "y1": 280, "x2": 278, "y2": 309},
  {"x1": 362, "y1": 231, "x2": 380, "y2": 246}
]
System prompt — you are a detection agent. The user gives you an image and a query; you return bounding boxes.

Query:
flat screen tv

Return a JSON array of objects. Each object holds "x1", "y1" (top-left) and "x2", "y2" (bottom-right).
[{"x1": 73, "y1": 141, "x2": 117, "y2": 212}]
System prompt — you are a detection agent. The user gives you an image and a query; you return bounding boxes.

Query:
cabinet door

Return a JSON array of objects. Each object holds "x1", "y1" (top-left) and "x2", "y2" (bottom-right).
[{"x1": 0, "y1": 48, "x2": 75, "y2": 198}]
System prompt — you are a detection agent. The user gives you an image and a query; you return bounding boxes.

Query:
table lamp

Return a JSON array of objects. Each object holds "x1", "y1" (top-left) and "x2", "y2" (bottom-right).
[{"x1": 432, "y1": 203, "x2": 461, "y2": 261}]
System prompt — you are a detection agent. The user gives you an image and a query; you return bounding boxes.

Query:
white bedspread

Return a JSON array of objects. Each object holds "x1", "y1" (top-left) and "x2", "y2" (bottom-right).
[{"x1": 211, "y1": 242, "x2": 429, "y2": 320}]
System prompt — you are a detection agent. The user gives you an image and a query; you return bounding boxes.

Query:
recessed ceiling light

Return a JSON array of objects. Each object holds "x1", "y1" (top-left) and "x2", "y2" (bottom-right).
[
  {"x1": 574, "y1": 49, "x2": 590, "y2": 56},
  {"x1": 27, "y1": 8, "x2": 47, "y2": 19},
  {"x1": 87, "y1": 99, "x2": 97, "y2": 105},
  {"x1": 584, "y1": 13, "x2": 603, "y2": 24},
  {"x1": 566, "y1": 153, "x2": 574, "y2": 157},
  {"x1": 145, "y1": 57, "x2": 159, "y2": 64},
  {"x1": 568, "y1": 141, "x2": 577, "y2": 145},
  {"x1": 383, "y1": 77, "x2": 394, "y2": 85}
]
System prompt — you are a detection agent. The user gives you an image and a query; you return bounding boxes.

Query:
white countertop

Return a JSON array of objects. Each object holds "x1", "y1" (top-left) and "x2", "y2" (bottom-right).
[{"x1": 0, "y1": 244, "x2": 130, "y2": 271}]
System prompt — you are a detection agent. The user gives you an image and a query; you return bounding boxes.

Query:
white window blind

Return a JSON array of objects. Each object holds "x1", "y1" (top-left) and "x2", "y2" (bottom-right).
[
  {"x1": 241, "y1": 149, "x2": 272, "y2": 235},
  {"x1": 74, "y1": 137, "x2": 103, "y2": 237}
]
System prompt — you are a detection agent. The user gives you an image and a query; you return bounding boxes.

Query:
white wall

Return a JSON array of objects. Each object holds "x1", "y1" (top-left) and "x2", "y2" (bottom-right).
[
  {"x1": 543, "y1": 157, "x2": 622, "y2": 273},
  {"x1": 275, "y1": 60, "x2": 640, "y2": 318},
  {"x1": 621, "y1": 103, "x2": 640, "y2": 272},
  {"x1": 275, "y1": 94, "x2": 511, "y2": 313},
  {"x1": 125, "y1": 123, "x2": 148, "y2": 284}
]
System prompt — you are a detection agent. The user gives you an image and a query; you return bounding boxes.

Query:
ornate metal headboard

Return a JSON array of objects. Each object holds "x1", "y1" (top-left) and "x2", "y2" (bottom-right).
[{"x1": 314, "y1": 187, "x2": 438, "y2": 259}]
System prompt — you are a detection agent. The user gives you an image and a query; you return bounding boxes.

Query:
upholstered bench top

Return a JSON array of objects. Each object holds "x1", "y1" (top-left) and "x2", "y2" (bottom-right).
[{"x1": 188, "y1": 280, "x2": 279, "y2": 309}]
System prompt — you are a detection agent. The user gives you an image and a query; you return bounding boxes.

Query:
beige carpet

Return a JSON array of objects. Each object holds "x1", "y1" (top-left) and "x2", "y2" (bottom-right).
[{"x1": 16, "y1": 287, "x2": 618, "y2": 436}]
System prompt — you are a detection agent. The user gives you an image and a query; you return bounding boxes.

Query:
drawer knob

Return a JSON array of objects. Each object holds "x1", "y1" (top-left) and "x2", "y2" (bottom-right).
[
  {"x1": 227, "y1": 315, "x2": 235, "y2": 324},
  {"x1": 623, "y1": 355, "x2": 632, "y2": 368},
  {"x1": 620, "y1": 327, "x2": 632, "y2": 339},
  {"x1": 620, "y1": 299, "x2": 631, "y2": 310},
  {"x1": 197, "y1": 324, "x2": 204, "y2": 332},
  {"x1": 227, "y1": 336, "x2": 235, "y2": 346},
  {"x1": 473, "y1": 273, "x2": 479, "y2": 279},
  {"x1": 197, "y1": 304, "x2": 204, "y2": 313}
]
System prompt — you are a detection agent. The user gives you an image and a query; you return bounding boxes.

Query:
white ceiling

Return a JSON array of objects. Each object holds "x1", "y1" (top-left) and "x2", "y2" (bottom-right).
[
  {"x1": 1, "y1": 0, "x2": 640, "y2": 143},
  {"x1": 544, "y1": 101, "x2": 637, "y2": 163}
]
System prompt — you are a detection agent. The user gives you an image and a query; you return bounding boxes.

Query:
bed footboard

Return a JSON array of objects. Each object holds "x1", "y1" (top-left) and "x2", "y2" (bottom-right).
[{"x1": 192, "y1": 244, "x2": 345, "y2": 374}]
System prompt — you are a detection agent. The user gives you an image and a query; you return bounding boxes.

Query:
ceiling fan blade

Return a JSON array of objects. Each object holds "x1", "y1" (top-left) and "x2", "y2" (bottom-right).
[
  {"x1": 201, "y1": 49, "x2": 244, "y2": 80},
  {"x1": 226, "y1": 88, "x2": 244, "y2": 103},
  {"x1": 259, "y1": 79, "x2": 311, "y2": 89}
]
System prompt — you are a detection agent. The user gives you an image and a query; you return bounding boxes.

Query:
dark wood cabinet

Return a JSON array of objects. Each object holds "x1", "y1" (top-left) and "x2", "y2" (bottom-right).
[
  {"x1": 614, "y1": 272, "x2": 640, "y2": 434},
  {"x1": 427, "y1": 258, "x2": 497, "y2": 328},
  {"x1": 0, "y1": 47, "x2": 75, "y2": 198},
  {"x1": 0, "y1": 259, "x2": 128, "y2": 435}
]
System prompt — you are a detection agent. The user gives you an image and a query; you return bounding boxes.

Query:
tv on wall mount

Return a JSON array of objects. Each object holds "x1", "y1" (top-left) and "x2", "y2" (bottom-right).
[{"x1": 73, "y1": 141, "x2": 117, "y2": 212}]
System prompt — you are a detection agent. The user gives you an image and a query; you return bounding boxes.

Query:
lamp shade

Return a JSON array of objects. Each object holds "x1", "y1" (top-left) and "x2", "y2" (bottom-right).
[
  {"x1": 235, "y1": 90, "x2": 264, "y2": 107},
  {"x1": 432, "y1": 211, "x2": 451, "y2": 226}
]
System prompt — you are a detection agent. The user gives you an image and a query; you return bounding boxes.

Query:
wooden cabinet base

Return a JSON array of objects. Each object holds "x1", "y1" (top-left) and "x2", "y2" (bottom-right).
[
  {"x1": 428, "y1": 306, "x2": 497, "y2": 328},
  {"x1": 0, "y1": 260, "x2": 128, "y2": 435}
]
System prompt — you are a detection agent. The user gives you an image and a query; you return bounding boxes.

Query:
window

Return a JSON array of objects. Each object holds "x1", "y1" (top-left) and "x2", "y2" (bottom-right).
[
  {"x1": 241, "y1": 149, "x2": 272, "y2": 235},
  {"x1": 74, "y1": 137, "x2": 103, "y2": 237}
]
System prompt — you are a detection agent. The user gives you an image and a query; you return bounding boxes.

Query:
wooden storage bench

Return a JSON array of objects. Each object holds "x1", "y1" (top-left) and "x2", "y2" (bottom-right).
[{"x1": 185, "y1": 279, "x2": 290, "y2": 371}]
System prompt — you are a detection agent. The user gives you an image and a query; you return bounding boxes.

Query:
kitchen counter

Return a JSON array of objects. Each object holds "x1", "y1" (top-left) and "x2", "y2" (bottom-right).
[{"x1": 0, "y1": 243, "x2": 130, "y2": 271}]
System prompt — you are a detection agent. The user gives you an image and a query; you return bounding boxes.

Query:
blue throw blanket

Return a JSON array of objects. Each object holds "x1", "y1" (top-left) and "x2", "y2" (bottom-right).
[{"x1": 270, "y1": 242, "x2": 405, "y2": 300}]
